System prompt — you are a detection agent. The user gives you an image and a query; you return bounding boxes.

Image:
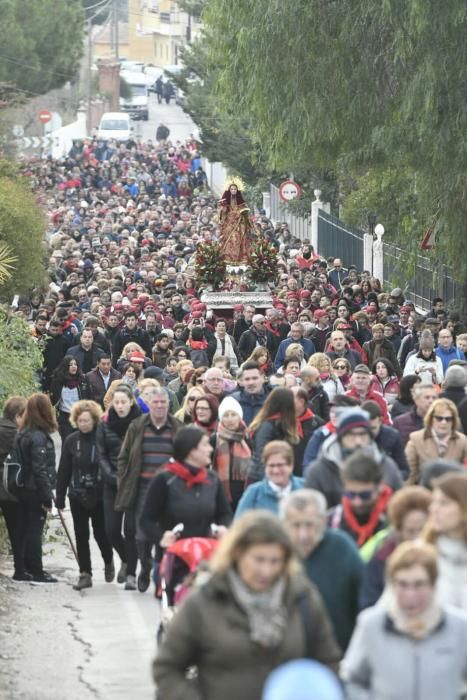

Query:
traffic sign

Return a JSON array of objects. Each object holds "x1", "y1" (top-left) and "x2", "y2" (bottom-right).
[
  {"x1": 38, "y1": 109, "x2": 52, "y2": 124},
  {"x1": 279, "y1": 179, "x2": 301, "y2": 202},
  {"x1": 12, "y1": 124, "x2": 24, "y2": 137}
]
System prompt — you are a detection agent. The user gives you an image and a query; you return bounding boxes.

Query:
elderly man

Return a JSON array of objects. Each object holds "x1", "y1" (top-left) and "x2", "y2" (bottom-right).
[
  {"x1": 203, "y1": 367, "x2": 230, "y2": 401},
  {"x1": 326, "y1": 331, "x2": 362, "y2": 371},
  {"x1": 328, "y1": 258, "x2": 348, "y2": 292},
  {"x1": 436, "y1": 328, "x2": 465, "y2": 373},
  {"x1": 116, "y1": 387, "x2": 181, "y2": 593},
  {"x1": 346, "y1": 364, "x2": 392, "y2": 425},
  {"x1": 393, "y1": 383, "x2": 437, "y2": 447},
  {"x1": 274, "y1": 322, "x2": 316, "y2": 370},
  {"x1": 281, "y1": 489, "x2": 362, "y2": 651},
  {"x1": 238, "y1": 314, "x2": 275, "y2": 362}
]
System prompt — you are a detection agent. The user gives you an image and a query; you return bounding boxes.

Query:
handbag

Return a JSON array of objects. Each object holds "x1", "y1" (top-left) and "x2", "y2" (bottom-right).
[{"x1": 0, "y1": 436, "x2": 25, "y2": 502}]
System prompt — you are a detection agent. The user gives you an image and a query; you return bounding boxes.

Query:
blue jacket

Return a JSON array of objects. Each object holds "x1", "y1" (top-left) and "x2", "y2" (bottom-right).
[
  {"x1": 235, "y1": 476, "x2": 304, "y2": 518},
  {"x1": 435, "y1": 345, "x2": 465, "y2": 373},
  {"x1": 274, "y1": 337, "x2": 316, "y2": 370},
  {"x1": 230, "y1": 388, "x2": 267, "y2": 426}
]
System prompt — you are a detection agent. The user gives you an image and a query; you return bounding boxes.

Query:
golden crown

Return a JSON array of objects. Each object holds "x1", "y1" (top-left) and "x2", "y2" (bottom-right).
[{"x1": 224, "y1": 175, "x2": 246, "y2": 192}]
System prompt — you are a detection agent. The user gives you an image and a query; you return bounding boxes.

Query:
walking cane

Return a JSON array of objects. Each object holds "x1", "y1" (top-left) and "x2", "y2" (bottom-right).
[{"x1": 52, "y1": 497, "x2": 80, "y2": 565}]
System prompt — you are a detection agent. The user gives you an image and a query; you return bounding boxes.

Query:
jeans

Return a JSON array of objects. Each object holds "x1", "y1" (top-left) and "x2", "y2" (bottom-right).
[
  {"x1": 9, "y1": 492, "x2": 47, "y2": 575},
  {"x1": 58, "y1": 410, "x2": 75, "y2": 443},
  {"x1": 69, "y1": 497, "x2": 113, "y2": 575},
  {"x1": 133, "y1": 479, "x2": 152, "y2": 573},
  {"x1": 103, "y1": 484, "x2": 137, "y2": 576}
]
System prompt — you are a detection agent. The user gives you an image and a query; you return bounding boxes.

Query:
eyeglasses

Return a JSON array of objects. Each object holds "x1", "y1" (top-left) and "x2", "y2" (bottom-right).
[
  {"x1": 344, "y1": 489, "x2": 375, "y2": 501},
  {"x1": 433, "y1": 415, "x2": 453, "y2": 423},
  {"x1": 196, "y1": 405, "x2": 210, "y2": 411}
]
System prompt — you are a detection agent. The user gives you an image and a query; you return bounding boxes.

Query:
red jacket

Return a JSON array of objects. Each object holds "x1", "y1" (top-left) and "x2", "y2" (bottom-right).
[{"x1": 346, "y1": 387, "x2": 392, "y2": 425}]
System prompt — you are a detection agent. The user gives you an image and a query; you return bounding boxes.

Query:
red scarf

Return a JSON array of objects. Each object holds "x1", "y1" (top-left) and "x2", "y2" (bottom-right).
[
  {"x1": 342, "y1": 484, "x2": 392, "y2": 546},
  {"x1": 165, "y1": 461, "x2": 210, "y2": 489},
  {"x1": 297, "y1": 408, "x2": 314, "y2": 438},
  {"x1": 324, "y1": 420, "x2": 336, "y2": 433},
  {"x1": 265, "y1": 321, "x2": 280, "y2": 337}
]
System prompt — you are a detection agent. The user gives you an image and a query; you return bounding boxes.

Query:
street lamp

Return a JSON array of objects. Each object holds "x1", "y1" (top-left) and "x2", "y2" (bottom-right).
[{"x1": 367, "y1": 212, "x2": 377, "y2": 237}]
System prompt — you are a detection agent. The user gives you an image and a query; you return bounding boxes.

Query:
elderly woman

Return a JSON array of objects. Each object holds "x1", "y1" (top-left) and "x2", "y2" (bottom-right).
[
  {"x1": 56, "y1": 400, "x2": 114, "y2": 591},
  {"x1": 192, "y1": 394, "x2": 219, "y2": 435},
  {"x1": 308, "y1": 352, "x2": 345, "y2": 402},
  {"x1": 153, "y1": 511, "x2": 340, "y2": 700},
  {"x1": 405, "y1": 398, "x2": 467, "y2": 484},
  {"x1": 359, "y1": 486, "x2": 432, "y2": 609},
  {"x1": 236, "y1": 441, "x2": 304, "y2": 518},
  {"x1": 341, "y1": 541, "x2": 467, "y2": 700}
]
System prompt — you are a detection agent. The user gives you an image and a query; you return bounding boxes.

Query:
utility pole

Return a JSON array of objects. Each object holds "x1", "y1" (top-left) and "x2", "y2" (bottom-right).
[
  {"x1": 112, "y1": 0, "x2": 119, "y2": 61},
  {"x1": 87, "y1": 18, "x2": 92, "y2": 134}
]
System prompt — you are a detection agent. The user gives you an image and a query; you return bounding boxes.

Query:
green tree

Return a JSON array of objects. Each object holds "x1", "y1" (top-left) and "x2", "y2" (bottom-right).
[
  {"x1": 0, "y1": 160, "x2": 47, "y2": 301},
  {"x1": 0, "y1": 0, "x2": 84, "y2": 102},
  {"x1": 0, "y1": 309, "x2": 43, "y2": 409},
  {"x1": 204, "y1": 0, "x2": 467, "y2": 275}
]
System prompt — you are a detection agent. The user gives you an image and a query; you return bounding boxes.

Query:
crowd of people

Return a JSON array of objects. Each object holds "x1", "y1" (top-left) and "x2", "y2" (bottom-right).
[{"x1": 1, "y1": 130, "x2": 467, "y2": 699}]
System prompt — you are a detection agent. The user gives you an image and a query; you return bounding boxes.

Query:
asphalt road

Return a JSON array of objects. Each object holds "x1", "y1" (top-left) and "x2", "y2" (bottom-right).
[{"x1": 132, "y1": 93, "x2": 197, "y2": 145}]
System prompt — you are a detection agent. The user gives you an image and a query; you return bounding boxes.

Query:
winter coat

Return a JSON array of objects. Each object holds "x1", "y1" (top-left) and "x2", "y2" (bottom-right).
[
  {"x1": 0, "y1": 418, "x2": 17, "y2": 464},
  {"x1": 230, "y1": 388, "x2": 267, "y2": 426},
  {"x1": 341, "y1": 605, "x2": 467, "y2": 700},
  {"x1": 439, "y1": 386, "x2": 467, "y2": 408},
  {"x1": 95, "y1": 405, "x2": 141, "y2": 488},
  {"x1": 153, "y1": 571, "x2": 340, "y2": 700},
  {"x1": 374, "y1": 424, "x2": 410, "y2": 479},
  {"x1": 326, "y1": 349, "x2": 362, "y2": 371},
  {"x1": 369, "y1": 375, "x2": 400, "y2": 405},
  {"x1": 435, "y1": 344, "x2": 465, "y2": 373},
  {"x1": 55, "y1": 429, "x2": 101, "y2": 509},
  {"x1": 18, "y1": 429, "x2": 56, "y2": 507},
  {"x1": 363, "y1": 339, "x2": 402, "y2": 377},
  {"x1": 235, "y1": 476, "x2": 304, "y2": 518},
  {"x1": 307, "y1": 383, "x2": 330, "y2": 421},
  {"x1": 405, "y1": 428, "x2": 467, "y2": 484},
  {"x1": 50, "y1": 376, "x2": 90, "y2": 408},
  {"x1": 250, "y1": 419, "x2": 300, "y2": 481},
  {"x1": 393, "y1": 406, "x2": 424, "y2": 447},
  {"x1": 85, "y1": 367, "x2": 122, "y2": 407},
  {"x1": 238, "y1": 328, "x2": 276, "y2": 363},
  {"x1": 66, "y1": 343, "x2": 106, "y2": 372},
  {"x1": 115, "y1": 413, "x2": 181, "y2": 511},
  {"x1": 435, "y1": 536, "x2": 467, "y2": 612},
  {"x1": 403, "y1": 353, "x2": 444, "y2": 385},
  {"x1": 274, "y1": 336, "x2": 316, "y2": 370},
  {"x1": 346, "y1": 387, "x2": 392, "y2": 425},
  {"x1": 305, "y1": 436, "x2": 402, "y2": 508},
  {"x1": 112, "y1": 327, "x2": 152, "y2": 365}
]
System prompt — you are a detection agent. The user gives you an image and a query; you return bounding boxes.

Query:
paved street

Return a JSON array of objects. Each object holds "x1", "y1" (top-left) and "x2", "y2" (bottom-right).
[
  {"x1": 133, "y1": 93, "x2": 196, "y2": 144},
  {"x1": 0, "y1": 512, "x2": 158, "y2": 700}
]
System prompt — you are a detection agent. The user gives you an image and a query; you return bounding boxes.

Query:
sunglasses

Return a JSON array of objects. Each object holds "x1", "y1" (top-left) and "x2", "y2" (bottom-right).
[
  {"x1": 335, "y1": 364, "x2": 347, "y2": 370},
  {"x1": 433, "y1": 415, "x2": 453, "y2": 423},
  {"x1": 344, "y1": 489, "x2": 375, "y2": 501}
]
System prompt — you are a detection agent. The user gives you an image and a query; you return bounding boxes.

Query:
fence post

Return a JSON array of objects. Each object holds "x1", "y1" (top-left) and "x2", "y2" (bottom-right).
[
  {"x1": 363, "y1": 233, "x2": 374, "y2": 274},
  {"x1": 373, "y1": 224, "x2": 385, "y2": 283},
  {"x1": 262, "y1": 191, "x2": 271, "y2": 218},
  {"x1": 311, "y1": 189, "x2": 322, "y2": 252}
]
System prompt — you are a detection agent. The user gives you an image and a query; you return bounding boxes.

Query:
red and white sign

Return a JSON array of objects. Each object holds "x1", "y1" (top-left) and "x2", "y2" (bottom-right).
[
  {"x1": 279, "y1": 179, "x2": 301, "y2": 202},
  {"x1": 420, "y1": 210, "x2": 440, "y2": 250},
  {"x1": 38, "y1": 109, "x2": 52, "y2": 124}
]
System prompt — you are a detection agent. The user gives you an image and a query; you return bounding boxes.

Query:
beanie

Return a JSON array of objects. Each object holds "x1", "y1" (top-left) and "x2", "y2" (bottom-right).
[
  {"x1": 336, "y1": 408, "x2": 371, "y2": 440},
  {"x1": 262, "y1": 660, "x2": 343, "y2": 700},
  {"x1": 219, "y1": 396, "x2": 243, "y2": 422}
]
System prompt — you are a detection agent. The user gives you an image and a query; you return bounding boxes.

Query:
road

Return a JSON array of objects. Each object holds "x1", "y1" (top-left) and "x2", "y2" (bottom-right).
[
  {"x1": 0, "y1": 510, "x2": 159, "y2": 700},
  {"x1": 132, "y1": 93, "x2": 197, "y2": 145}
]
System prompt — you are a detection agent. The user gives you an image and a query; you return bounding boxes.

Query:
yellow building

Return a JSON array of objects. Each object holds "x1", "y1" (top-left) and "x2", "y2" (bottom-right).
[{"x1": 127, "y1": 0, "x2": 200, "y2": 66}]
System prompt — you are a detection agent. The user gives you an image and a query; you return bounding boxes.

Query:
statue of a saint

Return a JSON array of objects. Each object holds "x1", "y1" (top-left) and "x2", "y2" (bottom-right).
[{"x1": 218, "y1": 181, "x2": 253, "y2": 265}]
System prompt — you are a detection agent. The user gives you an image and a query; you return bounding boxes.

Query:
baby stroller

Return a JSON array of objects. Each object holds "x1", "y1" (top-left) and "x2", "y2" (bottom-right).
[{"x1": 158, "y1": 529, "x2": 219, "y2": 641}]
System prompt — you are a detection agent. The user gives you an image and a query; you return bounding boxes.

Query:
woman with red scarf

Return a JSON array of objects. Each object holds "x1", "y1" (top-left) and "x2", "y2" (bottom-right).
[
  {"x1": 291, "y1": 386, "x2": 323, "y2": 475},
  {"x1": 193, "y1": 395, "x2": 219, "y2": 435},
  {"x1": 139, "y1": 426, "x2": 232, "y2": 551}
]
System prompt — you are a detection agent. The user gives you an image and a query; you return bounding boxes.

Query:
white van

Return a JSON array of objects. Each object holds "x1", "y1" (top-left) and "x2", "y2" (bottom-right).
[
  {"x1": 120, "y1": 71, "x2": 149, "y2": 121},
  {"x1": 97, "y1": 112, "x2": 132, "y2": 142}
]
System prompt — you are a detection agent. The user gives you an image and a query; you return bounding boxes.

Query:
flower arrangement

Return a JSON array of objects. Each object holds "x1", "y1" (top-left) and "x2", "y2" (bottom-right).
[
  {"x1": 248, "y1": 238, "x2": 278, "y2": 284},
  {"x1": 195, "y1": 241, "x2": 227, "y2": 289}
]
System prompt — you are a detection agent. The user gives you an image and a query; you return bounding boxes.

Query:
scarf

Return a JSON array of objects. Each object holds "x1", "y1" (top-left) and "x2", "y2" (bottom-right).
[
  {"x1": 106, "y1": 404, "x2": 141, "y2": 438},
  {"x1": 227, "y1": 570, "x2": 287, "y2": 648},
  {"x1": 297, "y1": 408, "x2": 314, "y2": 438},
  {"x1": 431, "y1": 428, "x2": 450, "y2": 457},
  {"x1": 342, "y1": 484, "x2": 392, "y2": 547},
  {"x1": 385, "y1": 589, "x2": 443, "y2": 640},
  {"x1": 215, "y1": 334, "x2": 236, "y2": 361},
  {"x1": 165, "y1": 460, "x2": 211, "y2": 489},
  {"x1": 214, "y1": 422, "x2": 252, "y2": 501},
  {"x1": 194, "y1": 417, "x2": 218, "y2": 435},
  {"x1": 65, "y1": 375, "x2": 81, "y2": 389},
  {"x1": 265, "y1": 321, "x2": 280, "y2": 337}
]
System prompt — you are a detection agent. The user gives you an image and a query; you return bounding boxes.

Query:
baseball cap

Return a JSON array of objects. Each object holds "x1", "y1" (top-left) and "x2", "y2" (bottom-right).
[{"x1": 353, "y1": 363, "x2": 371, "y2": 375}]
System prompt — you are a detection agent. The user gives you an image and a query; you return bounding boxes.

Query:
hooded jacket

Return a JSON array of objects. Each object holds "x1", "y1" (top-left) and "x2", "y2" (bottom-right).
[{"x1": 305, "y1": 436, "x2": 402, "y2": 508}]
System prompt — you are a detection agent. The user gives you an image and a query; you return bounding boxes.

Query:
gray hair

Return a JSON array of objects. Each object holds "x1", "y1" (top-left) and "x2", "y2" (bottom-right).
[
  {"x1": 279, "y1": 489, "x2": 327, "y2": 520},
  {"x1": 444, "y1": 365, "x2": 466, "y2": 389}
]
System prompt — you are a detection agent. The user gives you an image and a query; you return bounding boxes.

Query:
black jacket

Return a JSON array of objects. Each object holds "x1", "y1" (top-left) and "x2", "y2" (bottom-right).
[
  {"x1": 238, "y1": 328, "x2": 275, "y2": 363},
  {"x1": 67, "y1": 344, "x2": 106, "y2": 373},
  {"x1": 55, "y1": 429, "x2": 101, "y2": 509},
  {"x1": 307, "y1": 384, "x2": 330, "y2": 421},
  {"x1": 50, "y1": 376, "x2": 90, "y2": 408},
  {"x1": 0, "y1": 417, "x2": 16, "y2": 464},
  {"x1": 374, "y1": 425, "x2": 410, "y2": 478},
  {"x1": 112, "y1": 327, "x2": 152, "y2": 365},
  {"x1": 18, "y1": 429, "x2": 56, "y2": 507},
  {"x1": 95, "y1": 405, "x2": 141, "y2": 487},
  {"x1": 42, "y1": 334, "x2": 70, "y2": 389},
  {"x1": 440, "y1": 387, "x2": 467, "y2": 409}
]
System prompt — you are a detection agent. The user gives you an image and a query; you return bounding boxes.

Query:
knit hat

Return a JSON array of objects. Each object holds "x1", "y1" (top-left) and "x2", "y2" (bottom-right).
[
  {"x1": 219, "y1": 396, "x2": 243, "y2": 421},
  {"x1": 444, "y1": 365, "x2": 466, "y2": 389},
  {"x1": 419, "y1": 330, "x2": 435, "y2": 350},
  {"x1": 262, "y1": 660, "x2": 343, "y2": 700},
  {"x1": 128, "y1": 351, "x2": 145, "y2": 364},
  {"x1": 336, "y1": 408, "x2": 371, "y2": 440},
  {"x1": 313, "y1": 309, "x2": 328, "y2": 320}
]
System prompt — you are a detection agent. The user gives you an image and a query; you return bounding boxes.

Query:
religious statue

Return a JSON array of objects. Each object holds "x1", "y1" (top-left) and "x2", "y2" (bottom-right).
[{"x1": 218, "y1": 179, "x2": 253, "y2": 265}]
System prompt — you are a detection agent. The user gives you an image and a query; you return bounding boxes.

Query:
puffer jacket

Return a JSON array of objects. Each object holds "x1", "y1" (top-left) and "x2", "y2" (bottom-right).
[
  {"x1": 95, "y1": 405, "x2": 141, "y2": 488},
  {"x1": 154, "y1": 571, "x2": 340, "y2": 700},
  {"x1": 305, "y1": 436, "x2": 402, "y2": 508},
  {"x1": 18, "y1": 429, "x2": 56, "y2": 507}
]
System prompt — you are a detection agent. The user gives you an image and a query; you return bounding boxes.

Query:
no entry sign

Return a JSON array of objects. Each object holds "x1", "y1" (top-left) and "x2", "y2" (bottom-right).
[
  {"x1": 38, "y1": 109, "x2": 52, "y2": 124},
  {"x1": 279, "y1": 179, "x2": 301, "y2": 202}
]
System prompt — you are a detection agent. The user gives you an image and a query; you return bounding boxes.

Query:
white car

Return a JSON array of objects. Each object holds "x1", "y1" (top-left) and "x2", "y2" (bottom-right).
[{"x1": 97, "y1": 112, "x2": 132, "y2": 142}]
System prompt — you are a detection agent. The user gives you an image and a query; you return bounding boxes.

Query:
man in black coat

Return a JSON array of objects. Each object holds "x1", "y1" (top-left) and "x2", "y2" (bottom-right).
[
  {"x1": 238, "y1": 314, "x2": 275, "y2": 362},
  {"x1": 67, "y1": 328, "x2": 106, "y2": 373},
  {"x1": 41, "y1": 320, "x2": 70, "y2": 390},
  {"x1": 362, "y1": 400, "x2": 410, "y2": 479},
  {"x1": 300, "y1": 366, "x2": 330, "y2": 421},
  {"x1": 112, "y1": 310, "x2": 152, "y2": 365}
]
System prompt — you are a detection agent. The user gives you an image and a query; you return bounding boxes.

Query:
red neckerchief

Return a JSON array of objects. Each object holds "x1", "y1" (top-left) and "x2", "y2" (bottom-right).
[
  {"x1": 189, "y1": 339, "x2": 208, "y2": 350},
  {"x1": 165, "y1": 461, "x2": 210, "y2": 489},
  {"x1": 265, "y1": 321, "x2": 280, "y2": 337},
  {"x1": 297, "y1": 408, "x2": 314, "y2": 438},
  {"x1": 342, "y1": 484, "x2": 392, "y2": 546},
  {"x1": 324, "y1": 421, "x2": 336, "y2": 433},
  {"x1": 194, "y1": 417, "x2": 218, "y2": 435}
]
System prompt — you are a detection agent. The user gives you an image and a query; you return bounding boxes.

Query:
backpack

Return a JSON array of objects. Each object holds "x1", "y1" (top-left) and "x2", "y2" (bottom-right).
[
  {"x1": 0, "y1": 435, "x2": 26, "y2": 502},
  {"x1": 191, "y1": 348, "x2": 209, "y2": 369}
]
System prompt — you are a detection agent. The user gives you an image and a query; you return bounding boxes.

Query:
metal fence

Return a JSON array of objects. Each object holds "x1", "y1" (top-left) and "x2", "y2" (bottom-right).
[
  {"x1": 383, "y1": 242, "x2": 467, "y2": 314},
  {"x1": 317, "y1": 210, "x2": 365, "y2": 271},
  {"x1": 269, "y1": 184, "x2": 310, "y2": 241}
]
